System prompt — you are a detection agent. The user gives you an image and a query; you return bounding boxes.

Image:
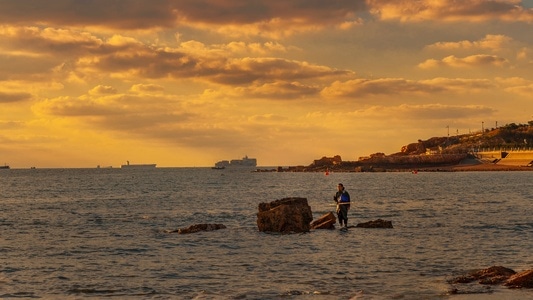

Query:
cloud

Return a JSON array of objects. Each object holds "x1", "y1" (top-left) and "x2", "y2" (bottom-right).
[
  {"x1": 248, "y1": 113, "x2": 288, "y2": 122},
  {"x1": 1, "y1": 26, "x2": 350, "y2": 85},
  {"x1": 392, "y1": 103, "x2": 496, "y2": 119},
  {"x1": 237, "y1": 81, "x2": 321, "y2": 99},
  {"x1": 0, "y1": 26, "x2": 104, "y2": 55},
  {"x1": 504, "y1": 83, "x2": 533, "y2": 96},
  {"x1": 34, "y1": 96, "x2": 119, "y2": 117},
  {"x1": 321, "y1": 78, "x2": 439, "y2": 98},
  {"x1": 0, "y1": 0, "x2": 179, "y2": 30},
  {"x1": 0, "y1": 120, "x2": 25, "y2": 129},
  {"x1": 89, "y1": 48, "x2": 350, "y2": 84},
  {"x1": 367, "y1": 0, "x2": 533, "y2": 23},
  {"x1": 205, "y1": 58, "x2": 351, "y2": 85},
  {"x1": 89, "y1": 85, "x2": 117, "y2": 95},
  {"x1": 418, "y1": 54, "x2": 508, "y2": 69},
  {"x1": 130, "y1": 84, "x2": 165, "y2": 93},
  {"x1": 422, "y1": 78, "x2": 495, "y2": 92},
  {"x1": 0, "y1": 91, "x2": 32, "y2": 103},
  {"x1": 426, "y1": 34, "x2": 513, "y2": 51},
  {"x1": 218, "y1": 41, "x2": 290, "y2": 56},
  {"x1": 0, "y1": 1, "x2": 369, "y2": 36},
  {"x1": 321, "y1": 77, "x2": 495, "y2": 98}
]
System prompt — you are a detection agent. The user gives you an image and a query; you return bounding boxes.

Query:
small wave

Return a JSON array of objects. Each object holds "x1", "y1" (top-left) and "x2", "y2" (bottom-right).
[
  {"x1": 67, "y1": 286, "x2": 157, "y2": 297},
  {"x1": 0, "y1": 292, "x2": 39, "y2": 299},
  {"x1": 512, "y1": 223, "x2": 533, "y2": 231}
]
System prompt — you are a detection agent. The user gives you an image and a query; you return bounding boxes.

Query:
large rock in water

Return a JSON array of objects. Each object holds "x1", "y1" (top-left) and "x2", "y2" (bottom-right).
[
  {"x1": 310, "y1": 212, "x2": 336, "y2": 230},
  {"x1": 257, "y1": 197, "x2": 313, "y2": 233}
]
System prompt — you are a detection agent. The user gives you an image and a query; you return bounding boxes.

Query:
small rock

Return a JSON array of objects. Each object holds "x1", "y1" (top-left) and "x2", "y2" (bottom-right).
[
  {"x1": 449, "y1": 266, "x2": 516, "y2": 285},
  {"x1": 174, "y1": 223, "x2": 227, "y2": 234},
  {"x1": 505, "y1": 270, "x2": 533, "y2": 288},
  {"x1": 310, "y1": 212, "x2": 336, "y2": 230}
]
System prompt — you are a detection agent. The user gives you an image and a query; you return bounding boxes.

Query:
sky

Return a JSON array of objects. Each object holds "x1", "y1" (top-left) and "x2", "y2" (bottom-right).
[{"x1": 1, "y1": 0, "x2": 533, "y2": 168}]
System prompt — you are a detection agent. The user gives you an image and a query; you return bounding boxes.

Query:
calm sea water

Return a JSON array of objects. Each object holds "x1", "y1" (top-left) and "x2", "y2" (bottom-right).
[{"x1": 1, "y1": 168, "x2": 532, "y2": 299}]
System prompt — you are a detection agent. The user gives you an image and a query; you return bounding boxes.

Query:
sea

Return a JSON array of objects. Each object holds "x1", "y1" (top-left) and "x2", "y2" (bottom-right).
[{"x1": 1, "y1": 168, "x2": 532, "y2": 300}]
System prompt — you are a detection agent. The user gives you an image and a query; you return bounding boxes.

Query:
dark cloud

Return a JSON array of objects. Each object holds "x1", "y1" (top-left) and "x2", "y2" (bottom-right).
[
  {"x1": 321, "y1": 77, "x2": 495, "y2": 98},
  {"x1": 368, "y1": 0, "x2": 533, "y2": 22},
  {"x1": 0, "y1": 0, "x2": 368, "y2": 30},
  {"x1": 0, "y1": 0, "x2": 178, "y2": 29},
  {"x1": 239, "y1": 81, "x2": 321, "y2": 99},
  {"x1": 0, "y1": 91, "x2": 32, "y2": 103},
  {"x1": 89, "y1": 47, "x2": 351, "y2": 84},
  {"x1": 398, "y1": 104, "x2": 496, "y2": 120},
  {"x1": 177, "y1": 0, "x2": 368, "y2": 25},
  {"x1": 322, "y1": 78, "x2": 446, "y2": 98}
]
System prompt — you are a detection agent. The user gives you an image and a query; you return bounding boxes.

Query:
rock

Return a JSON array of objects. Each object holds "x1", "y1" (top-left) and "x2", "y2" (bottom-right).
[
  {"x1": 355, "y1": 219, "x2": 393, "y2": 228},
  {"x1": 505, "y1": 270, "x2": 533, "y2": 288},
  {"x1": 174, "y1": 223, "x2": 227, "y2": 234},
  {"x1": 449, "y1": 266, "x2": 516, "y2": 285},
  {"x1": 257, "y1": 197, "x2": 313, "y2": 233},
  {"x1": 310, "y1": 212, "x2": 336, "y2": 230}
]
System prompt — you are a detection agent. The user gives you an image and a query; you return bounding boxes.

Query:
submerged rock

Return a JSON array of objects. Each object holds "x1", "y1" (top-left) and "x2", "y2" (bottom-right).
[
  {"x1": 310, "y1": 212, "x2": 336, "y2": 230},
  {"x1": 355, "y1": 219, "x2": 393, "y2": 228},
  {"x1": 173, "y1": 223, "x2": 227, "y2": 234},
  {"x1": 257, "y1": 197, "x2": 313, "y2": 233}
]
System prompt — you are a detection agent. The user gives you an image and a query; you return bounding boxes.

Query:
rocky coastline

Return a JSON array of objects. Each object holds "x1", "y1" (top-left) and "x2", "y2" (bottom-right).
[
  {"x1": 264, "y1": 155, "x2": 533, "y2": 173},
  {"x1": 261, "y1": 123, "x2": 533, "y2": 172}
]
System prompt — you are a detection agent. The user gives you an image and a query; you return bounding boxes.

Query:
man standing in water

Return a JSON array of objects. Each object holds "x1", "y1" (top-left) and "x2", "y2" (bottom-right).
[{"x1": 334, "y1": 183, "x2": 351, "y2": 228}]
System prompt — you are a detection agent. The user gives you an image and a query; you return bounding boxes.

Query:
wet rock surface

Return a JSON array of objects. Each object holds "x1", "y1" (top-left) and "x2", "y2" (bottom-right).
[
  {"x1": 449, "y1": 266, "x2": 516, "y2": 285},
  {"x1": 448, "y1": 266, "x2": 533, "y2": 295},
  {"x1": 310, "y1": 212, "x2": 336, "y2": 230},
  {"x1": 505, "y1": 270, "x2": 533, "y2": 288},
  {"x1": 257, "y1": 197, "x2": 313, "y2": 233}
]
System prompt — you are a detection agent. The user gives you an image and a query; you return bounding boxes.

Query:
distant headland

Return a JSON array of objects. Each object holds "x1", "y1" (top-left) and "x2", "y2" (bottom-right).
[{"x1": 276, "y1": 121, "x2": 533, "y2": 172}]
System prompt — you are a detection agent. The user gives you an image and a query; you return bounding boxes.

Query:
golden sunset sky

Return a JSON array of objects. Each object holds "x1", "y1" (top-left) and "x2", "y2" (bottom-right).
[{"x1": 1, "y1": 0, "x2": 533, "y2": 168}]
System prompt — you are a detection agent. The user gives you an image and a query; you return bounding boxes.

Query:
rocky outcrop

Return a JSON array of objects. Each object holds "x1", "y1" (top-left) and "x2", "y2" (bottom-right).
[
  {"x1": 401, "y1": 142, "x2": 426, "y2": 155},
  {"x1": 449, "y1": 266, "x2": 533, "y2": 292},
  {"x1": 257, "y1": 197, "x2": 313, "y2": 233},
  {"x1": 356, "y1": 219, "x2": 393, "y2": 228},
  {"x1": 449, "y1": 266, "x2": 516, "y2": 285},
  {"x1": 505, "y1": 270, "x2": 533, "y2": 288},
  {"x1": 311, "y1": 155, "x2": 342, "y2": 167},
  {"x1": 173, "y1": 223, "x2": 227, "y2": 234},
  {"x1": 310, "y1": 212, "x2": 336, "y2": 230}
]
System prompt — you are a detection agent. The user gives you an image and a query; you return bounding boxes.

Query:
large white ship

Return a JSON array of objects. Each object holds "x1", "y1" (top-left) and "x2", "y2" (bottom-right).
[{"x1": 213, "y1": 155, "x2": 257, "y2": 169}]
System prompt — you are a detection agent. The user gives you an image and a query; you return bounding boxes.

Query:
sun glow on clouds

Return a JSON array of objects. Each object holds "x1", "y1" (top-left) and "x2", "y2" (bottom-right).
[{"x1": 1, "y1": 1, "x2": 533, "y2": 167}]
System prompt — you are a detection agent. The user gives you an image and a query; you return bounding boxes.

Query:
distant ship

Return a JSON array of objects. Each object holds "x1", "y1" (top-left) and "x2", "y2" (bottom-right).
[
  {"x1": 0, "y1": 164, "x2": 9, "y2": 169},
  {"x1": 213, "y1": 155, "x2": 257, "y2": 169},
  {"x1": 121, "y1": 161, "x2": 156, "y2": 169}
]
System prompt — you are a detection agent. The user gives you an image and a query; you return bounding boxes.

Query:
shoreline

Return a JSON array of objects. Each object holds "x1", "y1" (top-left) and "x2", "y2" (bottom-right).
[
  {"x1": 415, "y1": 157, "x2": 533, "y2": 172},
  {"x1": 270, "y1": 158, "x2": 533, "y2": 173}
]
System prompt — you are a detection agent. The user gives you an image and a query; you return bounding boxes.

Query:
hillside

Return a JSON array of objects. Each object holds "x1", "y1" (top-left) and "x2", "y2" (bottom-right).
[
  {"x1": 393, "y1": 121, "x2": 533, "y2": 156},
  {"x1": 301, "y1": 121, "x2": 533, "y2": 172}
]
